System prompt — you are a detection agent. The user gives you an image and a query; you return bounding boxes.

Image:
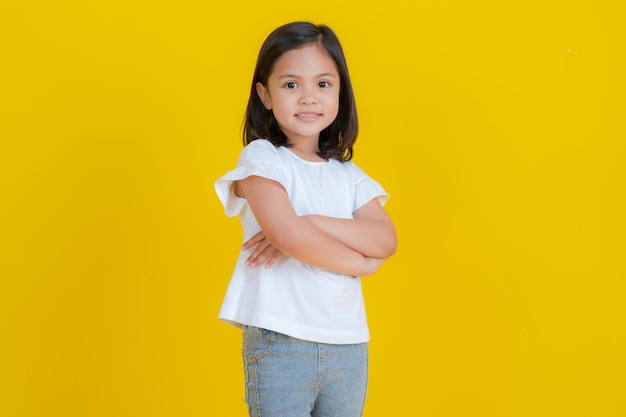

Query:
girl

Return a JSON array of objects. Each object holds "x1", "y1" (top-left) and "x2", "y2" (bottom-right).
[{"x1": 215, "y1": 22, "x2": 397, "y2": 417}]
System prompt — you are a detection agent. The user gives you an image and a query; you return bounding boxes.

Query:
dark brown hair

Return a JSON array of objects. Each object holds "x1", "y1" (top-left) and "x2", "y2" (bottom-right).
[{"x1": 243, "y1": 22, "x2": 358, "y2": 162}]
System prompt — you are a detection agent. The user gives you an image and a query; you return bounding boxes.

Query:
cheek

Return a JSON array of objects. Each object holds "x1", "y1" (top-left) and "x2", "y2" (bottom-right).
[
  {"x1": 330, "y1": 94, "x2": 340, "y2": 113},
  {"x1": 272, "y1": 94, "x2": 296, "y2": 112}
]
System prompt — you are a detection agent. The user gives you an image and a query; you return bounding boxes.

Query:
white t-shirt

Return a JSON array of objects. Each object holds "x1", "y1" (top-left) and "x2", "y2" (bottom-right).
[{"x1": 214, "y1": 139, "x2": 389, "y2": 344}]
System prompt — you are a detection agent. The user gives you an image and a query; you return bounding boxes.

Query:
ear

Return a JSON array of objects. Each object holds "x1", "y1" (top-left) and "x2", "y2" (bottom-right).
[{"x1": 256, "y1": 82, "x2": 272, "y2": 110}]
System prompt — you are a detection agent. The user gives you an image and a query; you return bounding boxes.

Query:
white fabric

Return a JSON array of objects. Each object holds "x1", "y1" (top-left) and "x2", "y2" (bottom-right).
[{"x1": 214, "y1": 139, "x2": 389, "y2": 344}]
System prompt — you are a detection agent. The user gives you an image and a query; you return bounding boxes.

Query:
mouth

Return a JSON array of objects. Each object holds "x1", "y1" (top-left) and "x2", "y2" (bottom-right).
[{"x1": 295, "y1": 113, "x2": 322, "y2": 121}]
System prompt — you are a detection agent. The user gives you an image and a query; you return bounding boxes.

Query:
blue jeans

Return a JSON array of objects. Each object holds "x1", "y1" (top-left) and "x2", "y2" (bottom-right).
[{"x1": 242, "y1": 326, "x2": 369, "y2": 417}]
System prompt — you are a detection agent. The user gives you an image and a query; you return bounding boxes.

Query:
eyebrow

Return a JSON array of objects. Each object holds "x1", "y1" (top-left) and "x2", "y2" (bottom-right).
[{"x1": 277, "y1": 73, "x2": 337, "y2": 79}]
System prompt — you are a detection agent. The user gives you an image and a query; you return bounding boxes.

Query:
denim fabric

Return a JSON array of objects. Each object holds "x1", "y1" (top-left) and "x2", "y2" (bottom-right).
[{"x1": 242, "y1": 326, "x2": 368, "y2": 417}]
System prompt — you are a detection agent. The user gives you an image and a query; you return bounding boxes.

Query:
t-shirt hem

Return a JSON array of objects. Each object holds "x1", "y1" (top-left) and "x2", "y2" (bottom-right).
[{"x1": 218, "y1": 312, "x2": 370, "y2": 345}]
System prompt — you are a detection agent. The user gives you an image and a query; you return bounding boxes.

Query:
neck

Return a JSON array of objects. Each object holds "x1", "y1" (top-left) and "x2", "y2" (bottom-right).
[{"x1": 287, "y1": 137, "x2": 327, "y2": 162}]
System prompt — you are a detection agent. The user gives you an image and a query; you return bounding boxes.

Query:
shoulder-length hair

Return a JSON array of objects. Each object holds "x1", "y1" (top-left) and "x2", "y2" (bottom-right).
[{"x1": 243, "y1": 22, "x2": 358, "y2": 162}]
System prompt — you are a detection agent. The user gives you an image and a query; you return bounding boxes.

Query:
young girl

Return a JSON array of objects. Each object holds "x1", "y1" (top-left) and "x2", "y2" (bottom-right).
[{"x1": 215, "y1": 21, "x2": 397, "y2": 417}]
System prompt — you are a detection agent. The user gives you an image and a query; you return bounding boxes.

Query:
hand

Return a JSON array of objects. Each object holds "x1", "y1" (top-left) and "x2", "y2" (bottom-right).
[{"x1": 242, "y1": 231, "x2": 286, "y2": 269}]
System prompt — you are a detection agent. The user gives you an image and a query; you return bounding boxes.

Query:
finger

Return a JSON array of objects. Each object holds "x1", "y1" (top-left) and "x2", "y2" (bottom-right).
[
  {"x1": 246, "y1": 240, "x2": 272, "y2": 267},
  {"x1": 242, "y1": 232, "x2": 264, "y2": 251},
  {"x1": 248, "y1": 238, "x2": 271, "y2": 261},
  {"x1": 242, "y1": 231, "x2": 266, "y2": 250},
  {"x1": 264, "y1": 250, "x2": 286, "y2": 269}
]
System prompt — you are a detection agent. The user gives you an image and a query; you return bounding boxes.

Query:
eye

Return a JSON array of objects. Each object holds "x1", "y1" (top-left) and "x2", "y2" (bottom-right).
[
  {"x1": 284, "y1": 81, "x2": 297, "y2": 89},
  {"x1": 318, "y1": 81, "x2": 331, "y2": 88}
]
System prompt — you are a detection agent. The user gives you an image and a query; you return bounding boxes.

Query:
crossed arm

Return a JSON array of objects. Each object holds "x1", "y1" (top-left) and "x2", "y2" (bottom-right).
[{"x1": 235, "y1": 175, "x2": 397, "y2": 277}]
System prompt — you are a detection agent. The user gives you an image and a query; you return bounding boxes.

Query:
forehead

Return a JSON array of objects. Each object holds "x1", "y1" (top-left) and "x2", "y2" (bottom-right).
[{"x1": 271, "y1": 43, "x2": 338, "y2": 77}]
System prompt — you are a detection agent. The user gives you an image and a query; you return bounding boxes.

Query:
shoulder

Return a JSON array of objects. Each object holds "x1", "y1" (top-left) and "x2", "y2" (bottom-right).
[
  {"x1": 244, "y1": 138, "x2": 278, "y2": 154},
  {"x1": 340, "y1": 160, "x2": 368, "y2": 178},
  {"x1": 239, "y1": 139, "x2": 281, "y2": 164}
]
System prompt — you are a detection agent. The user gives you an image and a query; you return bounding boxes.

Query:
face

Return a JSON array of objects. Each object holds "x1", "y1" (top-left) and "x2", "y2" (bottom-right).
[{"x1": 256, "y1": 43, "x2": 340, "y2": 145}]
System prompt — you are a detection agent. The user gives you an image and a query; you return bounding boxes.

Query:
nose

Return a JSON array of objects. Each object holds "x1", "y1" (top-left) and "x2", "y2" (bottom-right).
[{"x1": 299, "y1": 85, "x2": 318, "y2": 105}]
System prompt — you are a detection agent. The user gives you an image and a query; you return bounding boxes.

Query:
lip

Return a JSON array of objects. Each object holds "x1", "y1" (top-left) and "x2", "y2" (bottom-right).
[{"x1": 294, "y1": 113, "x2": 322, "y2": 122}]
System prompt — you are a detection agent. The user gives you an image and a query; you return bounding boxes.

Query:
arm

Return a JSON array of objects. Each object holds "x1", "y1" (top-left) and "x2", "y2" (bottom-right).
[
  {"x1": 302, "y1": 198, "x2": 397, "y2": 259},
  {"x1": 236, "y1": 175, "x2": 381, "y2": 277},
  {"x1": 239, "y1": 191, "x2": 395, "y2": 272}
]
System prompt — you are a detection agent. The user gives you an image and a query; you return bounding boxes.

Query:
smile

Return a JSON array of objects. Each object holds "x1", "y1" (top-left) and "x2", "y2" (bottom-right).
[{"x1": 295, "y1": 113, "x2": 322, "y2": 121}]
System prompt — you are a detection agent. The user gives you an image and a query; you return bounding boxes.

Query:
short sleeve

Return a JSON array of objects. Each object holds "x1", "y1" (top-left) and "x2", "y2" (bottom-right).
[
  {"x1": 214, "y1": 140, "x2": 285, "y2": 217},
  {"x1": 351, "y1": 163, "x2": 389, "y2": 213}
]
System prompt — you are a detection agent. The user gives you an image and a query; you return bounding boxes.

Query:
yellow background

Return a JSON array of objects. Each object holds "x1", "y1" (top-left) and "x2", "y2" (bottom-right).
[{"x1": 1, "y1": 1, "x2": 624, "y2": 416}]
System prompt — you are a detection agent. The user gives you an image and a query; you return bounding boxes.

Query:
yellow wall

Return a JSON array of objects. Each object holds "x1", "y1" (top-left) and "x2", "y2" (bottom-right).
[{"x1": 1, "y1": 1, "x2": 624, "y2": 416}]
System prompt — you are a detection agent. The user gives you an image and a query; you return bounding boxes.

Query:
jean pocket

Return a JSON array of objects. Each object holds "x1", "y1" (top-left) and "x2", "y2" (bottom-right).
[{"x1": 242, "y1": 326, "x2": 275, "y2": 363}]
